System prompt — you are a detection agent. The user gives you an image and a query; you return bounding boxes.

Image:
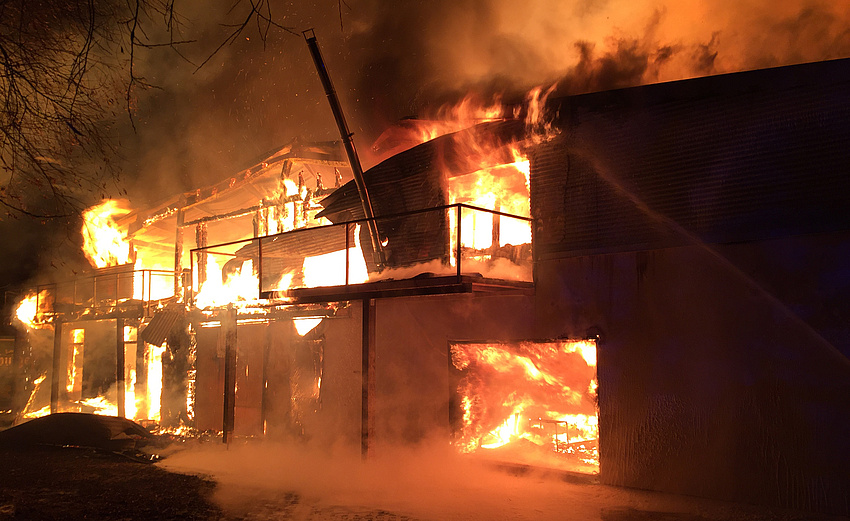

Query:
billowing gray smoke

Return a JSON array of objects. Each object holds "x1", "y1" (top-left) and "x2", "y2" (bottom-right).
[{"x1": 125, "y1": 0, "x2": 850, "y2": 203}]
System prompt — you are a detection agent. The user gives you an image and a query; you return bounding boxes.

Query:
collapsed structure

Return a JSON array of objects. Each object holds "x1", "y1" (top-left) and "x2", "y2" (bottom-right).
[{"x1": 10, "y1": 57, "x2": 850, "y2": 516}]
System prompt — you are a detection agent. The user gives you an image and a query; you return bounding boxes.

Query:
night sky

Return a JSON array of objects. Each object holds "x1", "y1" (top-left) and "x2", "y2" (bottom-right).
[{"x1": 2, "y1": 0, "x2": 849, "y2": 332}]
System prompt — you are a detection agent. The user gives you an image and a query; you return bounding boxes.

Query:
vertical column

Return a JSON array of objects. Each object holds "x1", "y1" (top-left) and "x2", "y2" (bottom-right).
[
  {"x1": 456, "y1": 205, "x2": 463, "y2": 279},
  {"x1": 116, "y1": 317, "x2": 125, "y2": 418},
  {"x1": 361, "y1": 299, "x2": 376, "y2": 458},
  {"x1": 222, "y1": 306, "x2": 237, "y2": 443},
  {"x1": 50, "y1": 320, "x2": 63, "y2": 414},
  {"x1": 135, "y1": 320, "x2": 148, "y2": 420},
  {"x1": 260, "y1": 323, "x2": 270, "y2": 436},
  {"x1": 174, "y1": 208, "x2": 185, "y2": 297},
  {"x1": 195, "y1": 222, "x2": 208, "y2": 289},
  {"x1": 257, "y1": 236, "x2": 264, "y2": 298},
  {"x1": 491, "y1": 199, "x2": 501, "y2": 256},
  {"x1": 11, "y1": 328, "x2": 27, "y2": 417}
]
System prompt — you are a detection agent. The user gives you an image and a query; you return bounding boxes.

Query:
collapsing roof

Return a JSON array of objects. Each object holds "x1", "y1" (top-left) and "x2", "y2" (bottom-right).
[{"x1": 117, "y1": 139, "x2": 352, "y2": 272}]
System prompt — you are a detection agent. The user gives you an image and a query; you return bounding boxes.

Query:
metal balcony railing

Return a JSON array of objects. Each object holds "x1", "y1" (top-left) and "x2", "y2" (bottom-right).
[
  {"x1": 25, "y1": 268, "x2": 176, "y2": 323},
  {"x1": 190, "y1": 204, "x2": 533, "y2": 307}
]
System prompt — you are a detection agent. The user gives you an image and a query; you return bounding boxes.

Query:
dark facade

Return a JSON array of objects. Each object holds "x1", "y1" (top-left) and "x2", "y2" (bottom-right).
[{"x1": 530, "y1": 58, "x2": 850, "y2": 513}]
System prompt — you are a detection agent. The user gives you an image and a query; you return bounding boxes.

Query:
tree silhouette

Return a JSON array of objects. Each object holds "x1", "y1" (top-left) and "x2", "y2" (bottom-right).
[{"x1": 0, "y1": 0, "x2": 295, "y2": 219}]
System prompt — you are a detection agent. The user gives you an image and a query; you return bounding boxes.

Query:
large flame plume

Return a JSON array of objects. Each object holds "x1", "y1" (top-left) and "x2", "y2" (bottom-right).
[
  {"x1": 81, "y1": 200, "x2": 133, "y2": 269},
  {"x1": 14, "y1": 292, "x2": 39, "y2": 329}
]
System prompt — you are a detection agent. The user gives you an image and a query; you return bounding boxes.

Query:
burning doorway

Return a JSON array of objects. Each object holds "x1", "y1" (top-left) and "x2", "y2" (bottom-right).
[{"x1": 449, "y1": 339, "x2": 598, "y2": 475}]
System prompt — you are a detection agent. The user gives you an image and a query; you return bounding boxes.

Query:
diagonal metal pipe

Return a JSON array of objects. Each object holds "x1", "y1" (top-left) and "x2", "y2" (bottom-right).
[{"x1": 303, "y1": 29, "x2": 385, "y2": 268}]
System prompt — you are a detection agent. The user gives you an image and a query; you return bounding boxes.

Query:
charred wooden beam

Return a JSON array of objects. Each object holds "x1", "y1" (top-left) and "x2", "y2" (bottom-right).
[
  {"x1": 183, "y1": 204, "x2": 262, "y2": 227},
  {"x1": 135, "y1": 320, "x2": 148, "y2": 420},
  {"x1": 195, "y1": 223, "x2": 208, "y2": 289},
  {"x1": 50, "y1": 320, "x2": 63, "y2": 414},
  {"x1": 174, "y1": 207, "x2": 185, "y2": 297},
  {"x1": 116, "y1": 317, "x2": 125, "y2": 418}
]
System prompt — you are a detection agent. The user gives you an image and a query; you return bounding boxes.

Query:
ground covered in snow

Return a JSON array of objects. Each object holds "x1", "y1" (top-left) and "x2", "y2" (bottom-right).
[{"x1": 0, "y1": 439, "x2": 846, "y2": 521}]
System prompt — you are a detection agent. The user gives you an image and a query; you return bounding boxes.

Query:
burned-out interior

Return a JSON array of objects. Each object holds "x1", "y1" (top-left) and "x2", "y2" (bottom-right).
[{"x1": 449, "y1": 339, "x2": 599, "y2": 475}]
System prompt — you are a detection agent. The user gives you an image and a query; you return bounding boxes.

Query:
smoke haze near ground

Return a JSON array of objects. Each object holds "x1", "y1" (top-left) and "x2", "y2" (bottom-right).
[{"x1": 158, "y1": 439, "x2": 829, "y2": 520}]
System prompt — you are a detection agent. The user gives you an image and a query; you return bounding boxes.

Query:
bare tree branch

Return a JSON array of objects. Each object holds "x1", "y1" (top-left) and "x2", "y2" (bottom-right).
[
  {"x1": 0, "y1": 0, "x2": 297, "y2": 220},
  {"x1": 195, "y1": 0, "x2": 297, "y2": 72}
]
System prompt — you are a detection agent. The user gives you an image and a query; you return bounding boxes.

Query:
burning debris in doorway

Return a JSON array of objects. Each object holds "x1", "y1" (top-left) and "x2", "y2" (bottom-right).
[{"x1": 450, "y1": 339, "x2": 599, "y2": 475}]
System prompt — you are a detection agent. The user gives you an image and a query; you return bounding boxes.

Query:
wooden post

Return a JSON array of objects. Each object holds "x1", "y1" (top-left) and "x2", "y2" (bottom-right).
[
  {"x1": 261, "y1": 323, "x2": 270, "y2": 436},
  {"x1": 222, "y1": 306, "x2": 237, "y2": 443},
  {"x1": 11, "y1": 328, "x2": 28, "y2": 417},
  {"x1": 491, "y1": 200, "x2": 501, "y2": 255},
  {"x1": 135, "y1": 320, "x2": 148, "y2": 420},
  {"x1": 50, "y1": 320, "x2": 63, "y2": 414},
  {"x1": 174, "y1": 208, "x2": 185, "y2": 297},
  {"x1": 116, "y1": 317, "x2": 125, "y2": 418},
  {"x1": 361, "y1": 299, "x2": 376, "y2": 458},
  {"x1": 196, "y1": 222, "x2": 208, "y2": 289}
]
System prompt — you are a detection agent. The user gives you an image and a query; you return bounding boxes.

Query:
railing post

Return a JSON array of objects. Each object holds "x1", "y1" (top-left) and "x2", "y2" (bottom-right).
[
  {"x1": 190, "y1": 249, "x2": 196, "y2": 308},
  {"x1": 257, "y1": 237, "x2": 263, "y2": 299},
  {"x1": 345, "y1": 222, "x2": 350, "y2": 287},
  {"x1": 456, "y1": 205, "x2": 462, "y2": 279}
]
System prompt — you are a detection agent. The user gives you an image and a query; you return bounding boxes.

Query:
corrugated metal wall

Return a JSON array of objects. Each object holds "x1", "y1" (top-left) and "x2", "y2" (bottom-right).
[{"x1": 531, "y1": 58, "x2": 850, "y2": 259}]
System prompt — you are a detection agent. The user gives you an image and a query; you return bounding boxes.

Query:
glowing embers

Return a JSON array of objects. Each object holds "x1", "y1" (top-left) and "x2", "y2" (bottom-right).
[{"x1": 450, "y1": 339, "x2": 599, "y2": 474}]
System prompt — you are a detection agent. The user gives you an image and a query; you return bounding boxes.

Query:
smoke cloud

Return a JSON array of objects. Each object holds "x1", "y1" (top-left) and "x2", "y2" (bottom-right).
[{"x1": 120, "y1": 0, "x2": 850, "y2": 203}]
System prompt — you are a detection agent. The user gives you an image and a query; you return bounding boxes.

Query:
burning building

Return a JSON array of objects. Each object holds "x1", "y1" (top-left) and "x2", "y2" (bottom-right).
[{"x1": 10, "y1": 56, "x2": 850, "y2": 516}]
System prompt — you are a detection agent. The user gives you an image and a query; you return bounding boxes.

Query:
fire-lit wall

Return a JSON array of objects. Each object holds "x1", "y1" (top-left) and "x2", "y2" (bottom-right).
[
  {"x1": 529, "y1": 58, "x2": 850, "y2": 515},
  {"x1": 190, "y1": 295, "x2": 537, "y2": 449},
  {"x1": 372, "y1": 293, "x2": 536, "y2": 445},
  {"x1": 192, "y1": 308, "x2": 364, "y2": 446}
]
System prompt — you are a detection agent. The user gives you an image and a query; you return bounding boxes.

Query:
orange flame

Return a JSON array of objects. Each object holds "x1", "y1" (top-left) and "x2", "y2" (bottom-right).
[
  {"x1": 369, "y1": 95, "x2": 510, "y2": 163},
  {"x1": 81, "y1": 200, "x2": 133, "y2": 269},
  {"x1": 194, "y1": 258, "x2": 260, "y2": 309},
  {"x1": 302, "y1": 224, "x2": 369, "y2": 288},
  {"x1": 147, "y1": 343, "x2": 167, "y2": 422},
  {"x1": 452, "y1": 340, "x2": 599, "y2": 472},
  {"x1": 14, "y1": 293, "x2": 38, "y2": 329}
]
